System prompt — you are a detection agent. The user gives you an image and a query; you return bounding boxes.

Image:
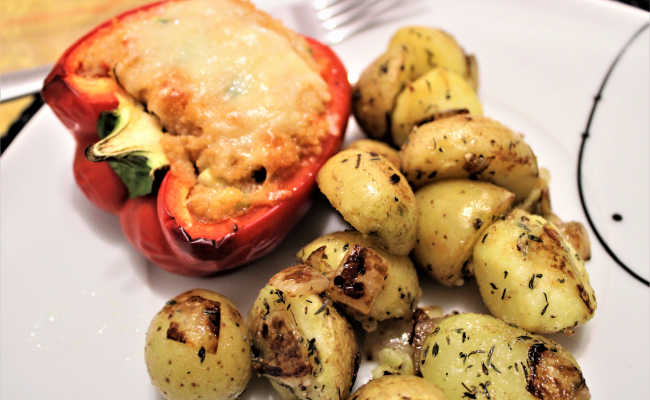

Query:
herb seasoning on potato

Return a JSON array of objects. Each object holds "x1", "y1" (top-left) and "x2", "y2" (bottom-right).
[
  {"x1": 353, "y1": 26, "x2": 480, "y2": 144},
  {"x1": 413, "y1": 180, "x2": 515, "y2": 286},
  {"x1": 145, "y1": 289, "x2": 252, "y2": 400},
  {"x1": 420, "y1": 313, "x2": 590, "y2": 400},
  {"x1": 400, "y1": 114, "x2": 540, "y2": 201},
  {"x1": 297, "y1": 231, "x2": 421, "y2": 331},
  {"x1": 473, "y1": 209, "x2": 597, "y2": 334},
  {"x1": 347, "y1": 139, "x2": 402, "y2": 170},
  {"x1": 317, "y1": 149, "x2": 417, "y2": 256},
  {"x1": 248, "y1": 265, "x2": 359, "y2": 399}
]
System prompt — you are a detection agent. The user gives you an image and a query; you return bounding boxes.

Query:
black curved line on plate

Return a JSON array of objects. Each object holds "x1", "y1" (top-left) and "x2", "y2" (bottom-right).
[
  {"x1": 577, "y1": 22, "x2": 650, "y2": 287},
  {"x1": 0, "y1": 94, "x2": 44, "y2": 156}
]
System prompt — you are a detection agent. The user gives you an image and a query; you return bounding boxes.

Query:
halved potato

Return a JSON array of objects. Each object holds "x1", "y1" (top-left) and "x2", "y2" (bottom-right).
[
  {"x1": 414, "y1": 180, "x2": 515, "y2": 286},
  {"x1": 473, "y1": 209, "x2": 596, "y2": 334},
  {"x1": 517, "y1": 169, "x2": 591, "y2": 261},
  {"x1": 352, "y1": 46, "x2": 410, "y2": 140},
  {"x1": 297, "y1": 231, "x2": 420, "y2": 331},
  {"x1": 388, "y1": 26, "x2": 478, "y2": 90},
  {"x1": 317, "y1": 149, "x2": 417, "y2": 255},
  {"x1": 421, "y1": 313, "x2": 590, "y2": 400},
  {"x1": 248, "y1": 265, "x2": 359, "y2": 399},
  {"x1": 347, "y1": 139, "x2": 401, "y2": 169},
  {"x1": 400, "y1": 115, "x2": 539, "y2": 201},
  {"x1": 351, "y1": 375, "x2": 448, "y2": 400},
  {"x1": 391, "y1": 68, "x2": 483, "y2": 146},
  {"x1": 352, "y1": 26, "x2": 478, "y2": 142}
]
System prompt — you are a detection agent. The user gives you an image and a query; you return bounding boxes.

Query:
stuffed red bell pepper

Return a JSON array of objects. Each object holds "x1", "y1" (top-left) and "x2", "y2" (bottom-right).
[{"x1": 42, "y1": 0, "x2": 350, "y2": 276}]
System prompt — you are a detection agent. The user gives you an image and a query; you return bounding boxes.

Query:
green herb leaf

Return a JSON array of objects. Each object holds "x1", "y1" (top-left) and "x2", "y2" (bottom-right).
[{"x1": 107, "y1": 155, "x2": 155, "y2": 198}]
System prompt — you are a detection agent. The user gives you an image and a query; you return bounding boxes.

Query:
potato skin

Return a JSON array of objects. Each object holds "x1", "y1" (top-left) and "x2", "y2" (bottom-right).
[
  {"x1": 473, "y1": 209, "x2": 596, "y2": 334},
  {"x1": 347, "y1": 139, "x2": 401, "y2": 169},
  {"x1": 317, "y1": 149, "x2": 417, "y2": 255},
  {"x1": 421, "y1": 313, "x2": 590, "y2": 400},
  {"x1": 248, "y1": 265, "x2": 359, "y2": 400},
  {"x1": 391, "y1": 68, "x2": 482, "y2": 146},
  {"x1": 297, "y1": 231, "x2": 421, "y2": 330},
  {"x1": 351, "y1": 375, "x2": 448, "y2": 400},
  {"x1": 352, "y1": 26, "x2": 478, "y2": 142},
  {"x1": 400, "y1": 115, "x2": 539, "y2": 201},
  {"x1": 414, "y1": 180, "x2": 515, "y2": 286},
  {"x1": 352, "y1": 46, "x2": 410, "y2": 140},
  {"x1": 388, "y1": 26, "x2": 477, "y2": 91},
  {"x1": 145, "y1": 289, "x2": 251, "y2": 400}
]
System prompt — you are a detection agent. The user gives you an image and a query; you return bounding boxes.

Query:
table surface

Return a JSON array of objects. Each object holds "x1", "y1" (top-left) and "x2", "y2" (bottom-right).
[{"x1": 0, "y1": 0, "x2": 151, "y2": 135}]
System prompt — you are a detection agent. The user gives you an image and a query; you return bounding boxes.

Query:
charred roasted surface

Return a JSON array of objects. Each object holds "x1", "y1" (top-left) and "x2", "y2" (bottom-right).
[
  {"x1": 161, "y1": 291, "x2": 221, "y2": 354},
  {"x1": 249, "y1": 267, "x2": 359, "y2": 399},
  {"x1": 327, "y1": 246, "x2": 388, "y2": 315},
  {"x1": 411, "y1": 307, "x2": 445, "y2": 375},
  {"x1": 252, "y1": 311, "x2": 313, "y2": 378},
  {"x1": 526, "y1": 343, "x2": 590, "y2": 400}
]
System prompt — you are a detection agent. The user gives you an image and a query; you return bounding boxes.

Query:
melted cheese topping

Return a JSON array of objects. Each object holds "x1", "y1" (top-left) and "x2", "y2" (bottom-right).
[{"x1": 78, "y1": 0, "x2": 330, "y2": 222}]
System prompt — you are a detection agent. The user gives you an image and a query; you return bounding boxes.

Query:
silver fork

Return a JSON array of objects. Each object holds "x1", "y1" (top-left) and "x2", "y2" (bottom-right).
[
  {"x1": 0, "y1": 0, "x2": 427, "y2": 103},
  {"x1": 281, "y1": 0, "x2": 428, "y2": 45}
]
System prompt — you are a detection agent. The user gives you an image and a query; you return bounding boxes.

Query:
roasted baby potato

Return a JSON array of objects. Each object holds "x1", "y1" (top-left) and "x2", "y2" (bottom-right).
[
  {"x1": 388, "y1": 26, "x2": 478, "y2": 90},
  {"x1": 400, "y1": 115, "x2": 540, "y2": 201},
  {"x1": 473, "y1": 209, "x2": 597, "y2": 334},
  {"x1": 297, "y1": 231, "x2": 421, "y2": 331},
  {"x1": 317, "y1": 149, "x2": 417, "y2": 255},
  {"x1": 391, "y1": 68, "x2": 483, "y2": 146},
  {"x1": 556, "y1": 220, "x2": 591, "y2": 261},
  {"x1": 145, "y1": 289, "x2": 251, "y2": 400},
  {"x1": 347, "y1": 139, "x2": 402, "y2": 169},
  {"x1": 363, "y1": 315, "x2": 417, "y2": 377},
  {"x1": 248, "y1": 265, "x2": 359, "y2": 400},
  {"x1": 517, "y1": 169, "x2": 592, "y2": 261},
  {"x1": 352, "y1": 45, "x2": 410, "y2": 140},
  {"x1": 351, "y1": 375, "x2": 448, "y2": 400},
  {"x1": 352, "y1": 26, "x2": 478, "y2": 142},
  {"x1": 420, "y1": 313, "x2": 590, "y2": 400},
  {"x1": 414, "y1": 180, "x2": 515, "y2": 286}
]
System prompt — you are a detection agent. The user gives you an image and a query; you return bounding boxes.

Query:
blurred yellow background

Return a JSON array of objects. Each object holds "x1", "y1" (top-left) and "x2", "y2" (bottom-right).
[{"x1": 1, "y1": 0, "x2": 151, "y2": 135}]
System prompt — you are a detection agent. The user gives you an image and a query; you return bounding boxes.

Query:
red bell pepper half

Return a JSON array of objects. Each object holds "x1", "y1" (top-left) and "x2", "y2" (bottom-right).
[{"x1": 42, "y1": 1, "x2": 350, "y2": 276}]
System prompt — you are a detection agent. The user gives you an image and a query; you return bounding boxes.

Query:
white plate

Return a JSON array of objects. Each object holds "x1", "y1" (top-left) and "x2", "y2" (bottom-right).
[{"x1": 1, "y1": 0, "x2": 648, "y2": 398}]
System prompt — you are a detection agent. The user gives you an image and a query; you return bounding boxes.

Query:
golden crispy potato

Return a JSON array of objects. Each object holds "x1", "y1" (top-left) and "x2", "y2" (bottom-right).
[
  {"x1": 388, "y1": 26, "x2": 478, "y2": 90},
  {"x1": 347, "y1": 139, "x2": 401, "y2": 169},
  {"x1": 517, "y1": 169, "x2": 591, "y2": 261},
  {"x1": 421, "y1": 313, "x2": 590, "y2": 400},
  {"x1": 391, "y1": 68, "x2": 482, "y2": 146},
  {"x1": 400, "y1": 115, "x2": 539, "y2": 201},
  {"x1": 145, "y1": 289, "x2": 251, "y2": 400},
  {"x1": 248, "y1": 265, "x2": 359, "y2": 400},
  {"x1": 352, "y1": 46, "x2": 410, "y2": 140},
  {"x1": 473, "y1": 209, "x2": 596, "y2": 334},
  {"x1": 317, "y1": 149, "x2": 417, "y2": 255},
  {"x1": 297, "y1": 231, "x2": 420, "y2": 331},
  {"x1": 466, "y1": 54, "x2": 479, "y2": 91},
  {"x1": 414, "y1": 180, "x2": 515, "y2": 286},
  {"x1": 352, "y1": 26, "x2": 478, "y2": 142},
  {"x1": 351, "y1": 375, "x2": 448, "y2": 400},
  {"x1": 557, "y1": 221, "x2": 591, "y2": 261}
]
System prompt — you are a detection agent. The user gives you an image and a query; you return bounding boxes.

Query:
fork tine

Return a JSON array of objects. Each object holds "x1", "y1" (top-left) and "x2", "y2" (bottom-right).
[
  {"x1": 311, "y1": 0, "x2": 349, "y2": 11},
  {"x1": 324, "y1": 0, "x2": 428, "y2": 44},
  {"x1": 316, "y1": 0, "x2": 365, "y2": 21},
  {"x1": 321, "y1": 0, "x2": 394, "y2": 30}
]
